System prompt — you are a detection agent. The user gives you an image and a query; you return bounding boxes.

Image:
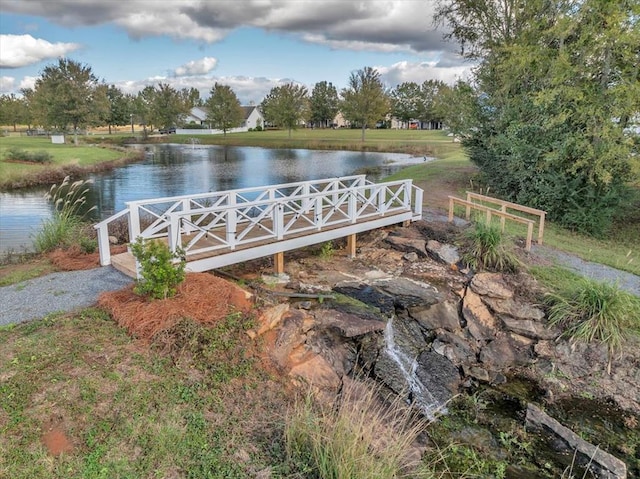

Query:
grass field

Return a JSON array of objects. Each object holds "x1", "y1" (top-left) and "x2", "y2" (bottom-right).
[{"x1": 0, "y1": 136, "x2": 138, "y2": 189}]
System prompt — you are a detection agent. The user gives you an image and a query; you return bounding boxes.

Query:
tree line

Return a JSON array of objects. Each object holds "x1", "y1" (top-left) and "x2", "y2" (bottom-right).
[{"x1": 0, "y1": 59, "x2": 458, "y2": 142}]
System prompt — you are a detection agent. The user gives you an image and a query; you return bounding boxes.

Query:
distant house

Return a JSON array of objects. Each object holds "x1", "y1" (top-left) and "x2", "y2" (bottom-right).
[
  {"x1": 184, "y1": 107, "x2": 208, "y2": 126},
  {"x1": 183, "y1": 106, "x2": 263, "y2": 130},
  {"x1": 241, "y1": 105, "x2": 263, "y2": 130},
  {"x1": 178, "y1": 106, "x2": 264, "y2": 135}
]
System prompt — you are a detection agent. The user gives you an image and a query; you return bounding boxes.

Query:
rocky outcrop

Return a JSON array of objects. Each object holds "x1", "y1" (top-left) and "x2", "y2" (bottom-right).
[
  {"x1": 426, "y1": 239, "x2": 460, "y2": 266},
  {"x1": 525, "y1": 404, "x2": 627, "y2": 479}
]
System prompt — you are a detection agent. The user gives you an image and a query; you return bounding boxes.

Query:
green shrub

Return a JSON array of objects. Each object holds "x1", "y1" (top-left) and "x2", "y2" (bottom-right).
[
  {"x1": 4, "y1": 147, "x2": 53, "y2": 164},
  {"x1": 33, "y1": 176, "x2": 95, "y2": 252},
  {"x1": 545, "y1": 278, "x2": 640, "y2": 373},
  {"x1": 463, "y1": 220, "x2": 520, "y2": 272},
  {"x1": 130, "y1": 238, "x2": 185, "y2": 300},
  {"x1": 285, "y1": 380, "x2": 429, "y2": 479}
]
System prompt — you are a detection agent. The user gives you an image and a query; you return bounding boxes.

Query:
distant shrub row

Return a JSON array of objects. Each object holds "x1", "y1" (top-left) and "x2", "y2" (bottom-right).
[{"x1": 5, "y1": 147, "x2": 53, "y2": 164}]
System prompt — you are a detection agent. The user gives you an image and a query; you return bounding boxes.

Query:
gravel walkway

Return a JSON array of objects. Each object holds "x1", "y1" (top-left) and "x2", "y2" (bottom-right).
[
  {"x1": 531, "y1": 245, "x2": 640, "y2": 297},
  {"x1": 0, "y1": 267, "x2": 133, "y2": 326}
]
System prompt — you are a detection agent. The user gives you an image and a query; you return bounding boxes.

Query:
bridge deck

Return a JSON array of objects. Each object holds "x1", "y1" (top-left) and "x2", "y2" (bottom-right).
[{"x1": 96, "y1": 176, "x2": 423, "y2": 278}]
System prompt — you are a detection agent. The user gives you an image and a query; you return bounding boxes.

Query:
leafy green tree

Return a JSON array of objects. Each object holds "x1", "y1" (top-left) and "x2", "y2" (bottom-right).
[
  {"x1": 341, "y1": 67, "x2": 389, "y2": 141},
  {"x1": 433, "y1": 81, "x2": 478, "y2": 138},
  {"x1": 30, "y1": 58, "x2": 105, "y2": 144},
  {"x1": 418, "y1": 79, "x2": 447, "y2": 128},
  {"x1": 204, "y1": 83, "x2": 244, "y2": 137},
  {"x1": 390, "y1": 82, "x2": 421, "y2": 128},
  {"x1": 0, "y1": 94, "x2": 27, "y2": 131},
  {"x1": 133, "y1": 86, "x2": 155, "y2": 137},
  {"x1": 148, "y1": 83, "x2": 189, "y2": 130},
  {"x1": 260, "y1": 83, "x2": 309, "y2": 138},
  {"x1": 436, "y1": 0, "x2": 640, "y2": 235},
  {"x1": 103, "y1": 85, "x2": 131, "y2": 134},
  {"x1": 181, "y1": 87, "x2": 202, "y2": 108},
  {"x1": 310, "y1": 81, "x2": 340, "y2": 128}
]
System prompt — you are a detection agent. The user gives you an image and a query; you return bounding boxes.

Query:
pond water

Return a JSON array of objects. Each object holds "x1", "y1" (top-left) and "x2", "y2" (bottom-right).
[{"x1": 0, "y1": 144, "x2": 421, "y2": 253}]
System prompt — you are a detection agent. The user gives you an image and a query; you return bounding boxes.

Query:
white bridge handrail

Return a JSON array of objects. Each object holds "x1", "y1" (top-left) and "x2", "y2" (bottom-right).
[{"x1": 94, "y1": 176, "x2": 422, "y2": 266}]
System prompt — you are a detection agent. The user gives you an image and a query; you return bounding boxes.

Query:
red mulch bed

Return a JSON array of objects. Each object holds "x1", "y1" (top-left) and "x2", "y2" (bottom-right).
[
  {"x1": 98, "y1": 273, "x2": 253, "y2": 340},
  {"x1": 48, "y1": 244, "x2": 128, "y2": 271}
]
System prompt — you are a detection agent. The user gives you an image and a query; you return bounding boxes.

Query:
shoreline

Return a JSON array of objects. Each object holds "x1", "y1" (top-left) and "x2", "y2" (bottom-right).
[{"x1": 0, "y1": 149, "x2": 145, "y2": 191}]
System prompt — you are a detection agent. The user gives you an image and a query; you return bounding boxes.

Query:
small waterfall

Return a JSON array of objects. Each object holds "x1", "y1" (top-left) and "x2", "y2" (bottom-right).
[{"x1": 384, "y1": 318, "x2": 447, "y2": 420}]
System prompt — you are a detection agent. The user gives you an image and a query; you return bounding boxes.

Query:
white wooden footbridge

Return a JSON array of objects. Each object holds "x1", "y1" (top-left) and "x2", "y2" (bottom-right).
[{"x1": 95, "y1": 175, "x2": 423, "y2": 278}]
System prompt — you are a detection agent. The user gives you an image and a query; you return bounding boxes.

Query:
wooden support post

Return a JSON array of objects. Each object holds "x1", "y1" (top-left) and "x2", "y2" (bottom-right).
[
  {"x1": 347, "y1": 234, "x2": 357, "y2": 258},
  {"x1": 448, "y1": 197, "x2": 454, "y2": 223},
  {"x1": 500, "y1": 205, "x2": 506, "y2": 232},
  {"x1": 538, "y1": 212, "x2": 545, "y2": 245},
  {"x1": 274, "y1": 251, "x2": 285, "y2": 274}
]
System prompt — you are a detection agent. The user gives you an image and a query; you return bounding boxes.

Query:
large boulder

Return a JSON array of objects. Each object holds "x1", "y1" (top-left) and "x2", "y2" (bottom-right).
[
  {"x1": 483, "y1": 296, "x2": 545, "y2": 321},
  {"x1": 426, "y1": 239, "x2": 460, "y2": 266},
  {"x1": 409, "y1": 299, "x2": 461, "y2": 332},
  {"x1": 385, "y1": 235, "x2": 427, "y2": 257},
  {"x1": 469, "y1": 273, "x2": 514, "y2": 299},
  {"x1": 479, "y1": 336, "x2": 532, "y2": 368},
  {"x1": 462, "y1": 289, "x2": 500, "y2": 341},
  {"x1": 372, "y1": 277, "x2": 441, "y2": 311}
]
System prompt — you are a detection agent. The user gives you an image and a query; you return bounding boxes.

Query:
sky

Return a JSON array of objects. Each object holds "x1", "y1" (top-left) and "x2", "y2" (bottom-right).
[{"x1": 0, "y1": 0, "x2": 473, "y2": 105}]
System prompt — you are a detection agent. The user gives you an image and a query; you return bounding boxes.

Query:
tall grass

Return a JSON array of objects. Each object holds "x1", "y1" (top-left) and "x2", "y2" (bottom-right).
[
  {"x1": 285, "y1": 379, "x2": 432, "y2": 479},
  {"x1": 32, "y1": 176, "x2": 96, "y2": 252},
  {"x1": 545, "y1": 277, "x2": 640, "y2": 374},
  {"x1": 463, "y1": 220, "x2": 520, "y2": 272}
]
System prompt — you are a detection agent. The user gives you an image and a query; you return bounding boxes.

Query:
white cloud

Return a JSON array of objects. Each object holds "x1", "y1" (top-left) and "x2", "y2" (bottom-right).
[
  {"x1": 19, "y1": 76, "x2": 37, "y2": 91},
  {"x1": 0, "y1": 34, "x2": 81, "y2": 68},
  {"x1": 377, "y1": 60, "x2": 473, "y2": 87},
  {"x1": 173, "y1": 57, "x2": 218, "y2": 77},
  {"x1": 0, "y1": 77, "x2": 16, "y2": 93},
  {"x1": 1, "y1": 1, "x2": 454, "y2": 55}
]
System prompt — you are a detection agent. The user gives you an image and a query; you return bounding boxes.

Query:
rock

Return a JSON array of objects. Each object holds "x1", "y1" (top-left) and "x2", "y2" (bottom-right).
[
  {"x1": 313, "y1": 309, "x2": 386, "y2": 337},
  {"x1": 296, "y1": 301, "x2": 312, "y2": 310},
  {"x1": 271, "y1": 311, "x2": 307, "y2": 367},
  {"x1": 334, "y1": 283, "x2": 396, "y2": 315},
  {"x1": 479, "y1": 336, "x2": 532, "y2": 368},
  {"x1": 385, "y1": 235, "x2": 427, "y2": 257},
  {"x1": 469, "y1": 273, "x2": 513, "y2": 299},
  {"x1": 256, "y1": 303, "x2": 290, "y2": 335},
  {"x1": 409, "y1": 299, "x2": 461, "y2": 332},
  {"x1": 261, "y1": 273, "x2": 290, "y2": 285},
  {"x1": 462, "y1": 290, "x2": 499, "y2": 341},
  {"x1": 415, "y1": 350, "x2": 461, "y2": 406},
  {"x1": 288, "y1": 346, "x2": 342, "y2": 394},
  {"x1": 403, "y1": 252, "x2": 419, "y2": 262},
  {"x1": 483, "y1": 297, "x2": 545, "y2": 321},
  {"x1": 463, "y1": 364, "x2": 491, "y2": 382},
  {"x1": 534, "y1": 340, "x2": 557, "y2": 358},
  {"x1": 372, "y1": 277, "x2": 441, "y2": 311},
  {"x1": 433, "y1": 331, "x2": 477, "y2": 365},
  {"x1": 298, "y1": 282, "x2": 333, "y2": 294},
  {"x1": 426, "y1": 240, "x2": 460, "y2": 266},
  {"x1": 108, "y1": 235, "x2": 118, "y2": 245},
  {"x1": 501, "y1": 316, "x2": 559, "y2": 340},
  {"x1": 525, "y1": 404, "x2": 627, "y2": 479}
]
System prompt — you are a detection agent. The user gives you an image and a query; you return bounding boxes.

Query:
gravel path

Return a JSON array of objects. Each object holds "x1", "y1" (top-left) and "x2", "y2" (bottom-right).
[
  {"x1": 531, "y1": 245, "x2": 640, "y2": 296},
  {"x1": 0, "y1": 267, "x2": 133, "y2": 326}
]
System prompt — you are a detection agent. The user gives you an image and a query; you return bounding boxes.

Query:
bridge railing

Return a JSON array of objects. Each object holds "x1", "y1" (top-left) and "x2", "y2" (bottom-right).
[
  {"x1": 166, "y1": 179, "x2": 421, "y2": 258},
  {"x1": 95, "y1": 176, "x2": 422, "y2": 266}
]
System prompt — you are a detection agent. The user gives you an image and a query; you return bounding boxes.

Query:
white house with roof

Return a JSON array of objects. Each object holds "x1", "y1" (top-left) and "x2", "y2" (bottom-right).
[{"x1": 178, "y1": 106, "x2": 264, "y2": 134}]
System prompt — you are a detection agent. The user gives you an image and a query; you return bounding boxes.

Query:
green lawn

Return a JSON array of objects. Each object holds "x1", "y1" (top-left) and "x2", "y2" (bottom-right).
[{"x1": 0, "y1": 136, "x2": 136, "y2": 189}]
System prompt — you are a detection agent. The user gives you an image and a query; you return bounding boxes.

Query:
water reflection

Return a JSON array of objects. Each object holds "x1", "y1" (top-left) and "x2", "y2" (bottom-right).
[{"x1": 1, "y1": 144, "x2": 418, "y2": 252}]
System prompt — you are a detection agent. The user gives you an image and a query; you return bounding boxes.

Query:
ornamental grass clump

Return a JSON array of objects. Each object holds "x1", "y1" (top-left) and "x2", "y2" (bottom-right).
[
  {"x1": 130, "y1": 237, "x2": 185, "y2": 300},
  {"x1": 545, "y1": 278, "x2": 640, "y2": 374},
  {"x1": 285, "y1": 379, "x2": 430, "y2": 479},
  {"x1": 33, "y1": 176, "x2": 96, "y2": 253},
  {"x1": 463, "y1": 220, "x2": 520, "y2": 272}
]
